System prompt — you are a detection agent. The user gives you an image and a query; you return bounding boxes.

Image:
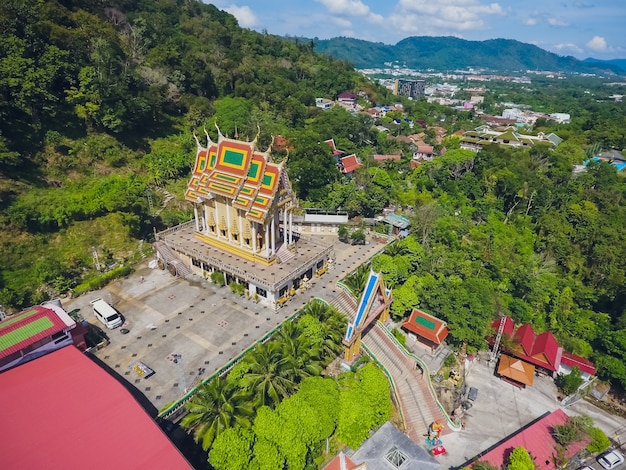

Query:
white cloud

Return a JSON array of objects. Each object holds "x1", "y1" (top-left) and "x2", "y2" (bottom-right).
[
  {"x1": 523, "y1": 17, "x2": 537, "y2": 26},
  {"x1": 332, "y1": 17, "x2": 353, "y2": 29},
  {"x1": 223, "y1": 4, "x2": 258, "y2": 27},
  {"x1": 553, "y1": 42, "x2": 583, "y2": 54},
  {"x1": 315, "y1": 0, "x2": 371, "y2": 16},
  {"x1": 315, "y1": 0, "x2": 383, "y2": 24},
  {"x1": 586, "y1": 35, "x2": 607, "y2": 52},
  {"x1": 389, "y1": 0, "x2": 506, "y2": 35},
  {"x1": 547, "y1": 17, "x2": 569, "y2": 27}
]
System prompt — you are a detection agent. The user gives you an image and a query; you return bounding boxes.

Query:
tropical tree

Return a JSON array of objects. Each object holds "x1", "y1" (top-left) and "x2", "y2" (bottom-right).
[
  {"x1": 242, "y1": 341, "x2": 296, "y2": 407},
  {"x1": 181, "y1": 377, "x2": 254, "y2": 450},
  {"x1": 342, "y1": 262, "x2": 370, "y2": 298}
]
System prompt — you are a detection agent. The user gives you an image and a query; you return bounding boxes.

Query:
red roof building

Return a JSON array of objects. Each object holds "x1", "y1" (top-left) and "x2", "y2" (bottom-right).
[
  {"x1": 467, "y1": 409, "x2": 590, "y2": 469},
  {"x1": 560, "y1": 352, "x2": 596, "y2": 377},
  {"x1": 402, "y1": 309, "x2": 449, "y2": 345},
  {"x1": 340, "y1": 154, "x2": 361, "y2": 174},
  {"x1": 323, "y1": 452, "x2": 362, "y2": 470},
  {"x1": 491, "y1": 318, "x2": 564, "y2": 374},
  {"x1": 0, "y1": 303, "x2": 82, "y2": 372},
  {"x1": 0, "y1": 346, "x2": 193, "y2": 469}
]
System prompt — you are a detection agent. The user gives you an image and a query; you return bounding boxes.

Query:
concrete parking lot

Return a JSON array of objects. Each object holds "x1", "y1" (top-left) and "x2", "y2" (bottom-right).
[
  {"x1": 64, "y1": 233, "x2": 387, "y2": 412},
  {"x1": 437, "y1": 358, "x2": 626, "y2": 469}
]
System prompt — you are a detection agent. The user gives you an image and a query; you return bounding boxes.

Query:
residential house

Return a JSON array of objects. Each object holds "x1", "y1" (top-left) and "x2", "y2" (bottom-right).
[
  {"x1": 340, "y1": 154, "x2": 361, "y2": 176},
  {"x1": 315, "y1": 98, "x2": 333, "y2": 110},
  {"x1": 337, "y1": 91, "x2": 357, "y2": 108}
]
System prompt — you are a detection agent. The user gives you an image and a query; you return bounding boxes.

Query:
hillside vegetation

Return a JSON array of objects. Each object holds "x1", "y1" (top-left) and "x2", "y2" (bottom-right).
[
  {"x1": 0, "y1": 0, "x2": 374, "y2": 308},
  {"x1": 313, "y1": 36, "x2": 625, "y2": 74}
]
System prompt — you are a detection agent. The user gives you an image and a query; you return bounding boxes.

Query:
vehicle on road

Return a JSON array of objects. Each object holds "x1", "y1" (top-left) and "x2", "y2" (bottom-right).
[{"x1": 597, "y1": 450, "x2": 624, "y2": 470}]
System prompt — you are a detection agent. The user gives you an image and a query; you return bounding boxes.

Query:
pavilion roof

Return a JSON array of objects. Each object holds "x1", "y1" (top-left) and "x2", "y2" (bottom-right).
[{"x1": 402, "y1": 309, "x2": 448, "y2": 344}]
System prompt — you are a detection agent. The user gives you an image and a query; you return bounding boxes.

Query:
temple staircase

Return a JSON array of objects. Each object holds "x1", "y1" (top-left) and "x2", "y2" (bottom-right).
[
  {"x1": 363, "y1": 322, "x2": 448, "y2": 442},
  {"x1": 275, "y1": 243, "x2": 296, "y2": 264},
  {"x1": 153, "y1": 241, "x2": 195, "y2": 279}
]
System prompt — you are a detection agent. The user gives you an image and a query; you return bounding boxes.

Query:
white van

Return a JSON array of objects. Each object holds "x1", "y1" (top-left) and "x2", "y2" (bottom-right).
[{"x1": 90, "y1": 298, "x2": 123, "y2": 329}]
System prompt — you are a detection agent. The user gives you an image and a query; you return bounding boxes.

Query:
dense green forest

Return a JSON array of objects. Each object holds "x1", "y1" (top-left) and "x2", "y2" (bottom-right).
[
  {"x1": 0, "y1": 0, "x2": 382, "y2": 308},
  {"x1": 2, "y1": 0, "x2": 626, "y2": 393},
  {"x1": 313, "y1": 36, "x2": 625, "y2": 74}
]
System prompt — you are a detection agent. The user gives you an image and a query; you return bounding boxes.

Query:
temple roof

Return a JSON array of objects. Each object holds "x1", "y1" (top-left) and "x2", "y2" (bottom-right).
[{"x1": 185, "y1": 130, "x2": 295, "y2": 223}]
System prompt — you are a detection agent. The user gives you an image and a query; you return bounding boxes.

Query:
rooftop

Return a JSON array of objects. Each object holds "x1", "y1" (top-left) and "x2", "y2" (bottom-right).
[
  {"x1": 0, "y1": 305, "x2": 75, "y2": 360},
  {"x1": 0, "y1": 346, "x2": 192, "y2": 469}
]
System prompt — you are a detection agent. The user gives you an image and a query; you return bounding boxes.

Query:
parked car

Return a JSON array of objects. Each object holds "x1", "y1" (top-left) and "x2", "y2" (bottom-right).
[
  {"x1": 90, "y1": 298, "x2": 123, "y2": 329},
  {"x1": 597, "y1": 450, "x2": 625, "y2": 470}
]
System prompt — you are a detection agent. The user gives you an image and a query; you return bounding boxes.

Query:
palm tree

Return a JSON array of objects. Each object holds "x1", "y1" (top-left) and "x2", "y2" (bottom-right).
[
  {"x1": 242, "y1": 341, "x2": 295, "y2": 408},
  {"x1": 280, "y1": 326, "x2": 323, "y2": 381},
  {"x1": 181, "y1": 377, "x2": 254, "y2": 450},
  {"x1": 342, "y1": 263, "x2": 370, "y2": 298},
  {"x1": 299, "y1": 298, "x2": 332, "y2": 321}
]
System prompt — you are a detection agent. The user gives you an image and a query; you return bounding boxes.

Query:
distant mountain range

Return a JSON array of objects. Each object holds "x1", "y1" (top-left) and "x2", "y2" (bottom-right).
[
  {"x1": 311, "y1": 36, "x2": 625, "y2": 75},
  {"x1": 584, "y1": 57, "x2": 626, "y2": 72}
]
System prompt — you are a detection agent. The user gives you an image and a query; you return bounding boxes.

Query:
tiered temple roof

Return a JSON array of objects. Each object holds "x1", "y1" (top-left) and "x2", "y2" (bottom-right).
[{"x1": 185, "y1": 129, "x2": 293, "y2": 223}]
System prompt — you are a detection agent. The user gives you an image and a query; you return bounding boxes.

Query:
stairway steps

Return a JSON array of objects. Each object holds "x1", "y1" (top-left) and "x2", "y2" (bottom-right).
[{"x1": 363, "y1": 323, "x2": 448, "y2": 442}]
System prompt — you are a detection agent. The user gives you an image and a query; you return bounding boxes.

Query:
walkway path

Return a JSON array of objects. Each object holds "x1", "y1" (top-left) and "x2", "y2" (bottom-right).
[{"x1": 330, "y1": 286, "x2": 450, "y2": 442}]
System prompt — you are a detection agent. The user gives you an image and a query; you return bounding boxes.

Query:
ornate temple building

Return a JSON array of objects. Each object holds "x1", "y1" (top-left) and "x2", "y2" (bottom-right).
[{"x1": 154, "y1": 129, "x2": 333, "y2": 308}]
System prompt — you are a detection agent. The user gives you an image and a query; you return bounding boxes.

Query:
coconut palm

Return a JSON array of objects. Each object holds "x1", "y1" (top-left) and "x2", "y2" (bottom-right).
[
  {"x1": 342, "y1": 263, "x2": 370, "y2": 298},
  {"x1": 181, "y1": 377, "x2": 254, "y2": 450},
  {"x1": 242, "y1": 341, "x2": 295, "y2": 407}
]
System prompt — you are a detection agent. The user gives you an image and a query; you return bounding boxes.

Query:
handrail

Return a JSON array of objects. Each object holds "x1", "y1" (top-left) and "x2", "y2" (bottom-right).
[
  {"x1": 375, "y1": 320, "x2": 462, "y2": 432},
  {"x1": 158, "y1": 297, "x2": 331, "y2": 419},
  {"x1": 361, "y1": 343, "x2": 408, "y2": 433}
]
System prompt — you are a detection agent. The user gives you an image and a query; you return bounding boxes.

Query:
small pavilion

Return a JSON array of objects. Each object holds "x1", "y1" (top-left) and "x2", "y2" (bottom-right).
[{"x1": 401, "y1": 309, "x2": 449, "y2": 349}]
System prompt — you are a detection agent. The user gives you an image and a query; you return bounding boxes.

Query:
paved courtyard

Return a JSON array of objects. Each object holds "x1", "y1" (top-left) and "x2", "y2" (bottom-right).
[
  {"x1": 64, "y1": 233, "x2": 388, "y2": 412},
  {"x1": 437, "y1": 357, "x2": 626, "y2": 469}
]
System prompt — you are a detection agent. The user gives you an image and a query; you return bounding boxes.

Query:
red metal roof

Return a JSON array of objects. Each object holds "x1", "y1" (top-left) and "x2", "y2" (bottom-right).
[
  {"x1": 514, "y1": 323, "x2": 535, "y2": 356},
  {"x1": 531, "y1": 331, "x2": 562, "y2": 370},
  {"x1": 341, "y1": 154, "x2": 361, "y2": 173},
  {"x1": 0, "y1": 346, "x2": 192, "y2": 469},
  {"x1": 0, "y1": 306, "x2": 69, "y2": 360},
  {"x1": 323, "y1": 452, "x2": 359, "y2": 470},
  {"x1": 469, "y1": 409, "x2": 590, "y2": 470},
  {"x1": 491, "y1": 316, "x2": 515, "y2": 337},
  {"x1": 374, "y1": 154, "x2": 402, "y2": 161},
  {"x1": 402, "y1": 309, "x2": 449, "y2": 344},
  {"x1": 561, "y1": 352, "x2": 596, "y2": 375}
]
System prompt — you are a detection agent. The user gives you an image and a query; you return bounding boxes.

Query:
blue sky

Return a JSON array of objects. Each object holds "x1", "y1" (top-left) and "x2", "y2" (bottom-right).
[{"x1": 206, "y1": 0, "x2": 625, "y2": 60}]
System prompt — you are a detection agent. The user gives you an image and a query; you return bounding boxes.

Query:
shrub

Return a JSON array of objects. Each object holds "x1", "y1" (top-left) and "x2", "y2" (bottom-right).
[
  {"x1": 555, "y1": 367, "x2": 584, "y2": 395},
  {"x1": 229, "y1": 282, "x2": 246, "y2": 296},
  {"x1": 443, "y1": 353, "x2": 457, "y2": 368},
  {"x1": 554, "y1": 423, "x2": 580, "y2": 446},
  {"x1": 507, "y1": 447, "x2": 535, "y2": 470},
  {"x1": 210, "y1": 271, "x2": 225, "y2": 287},
  {"x1": 391, "y1": 328, "x2": 407, "y2": 347},
  {"x1": 586, "y1": 427, "x2": 610, "y2": 453}
]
